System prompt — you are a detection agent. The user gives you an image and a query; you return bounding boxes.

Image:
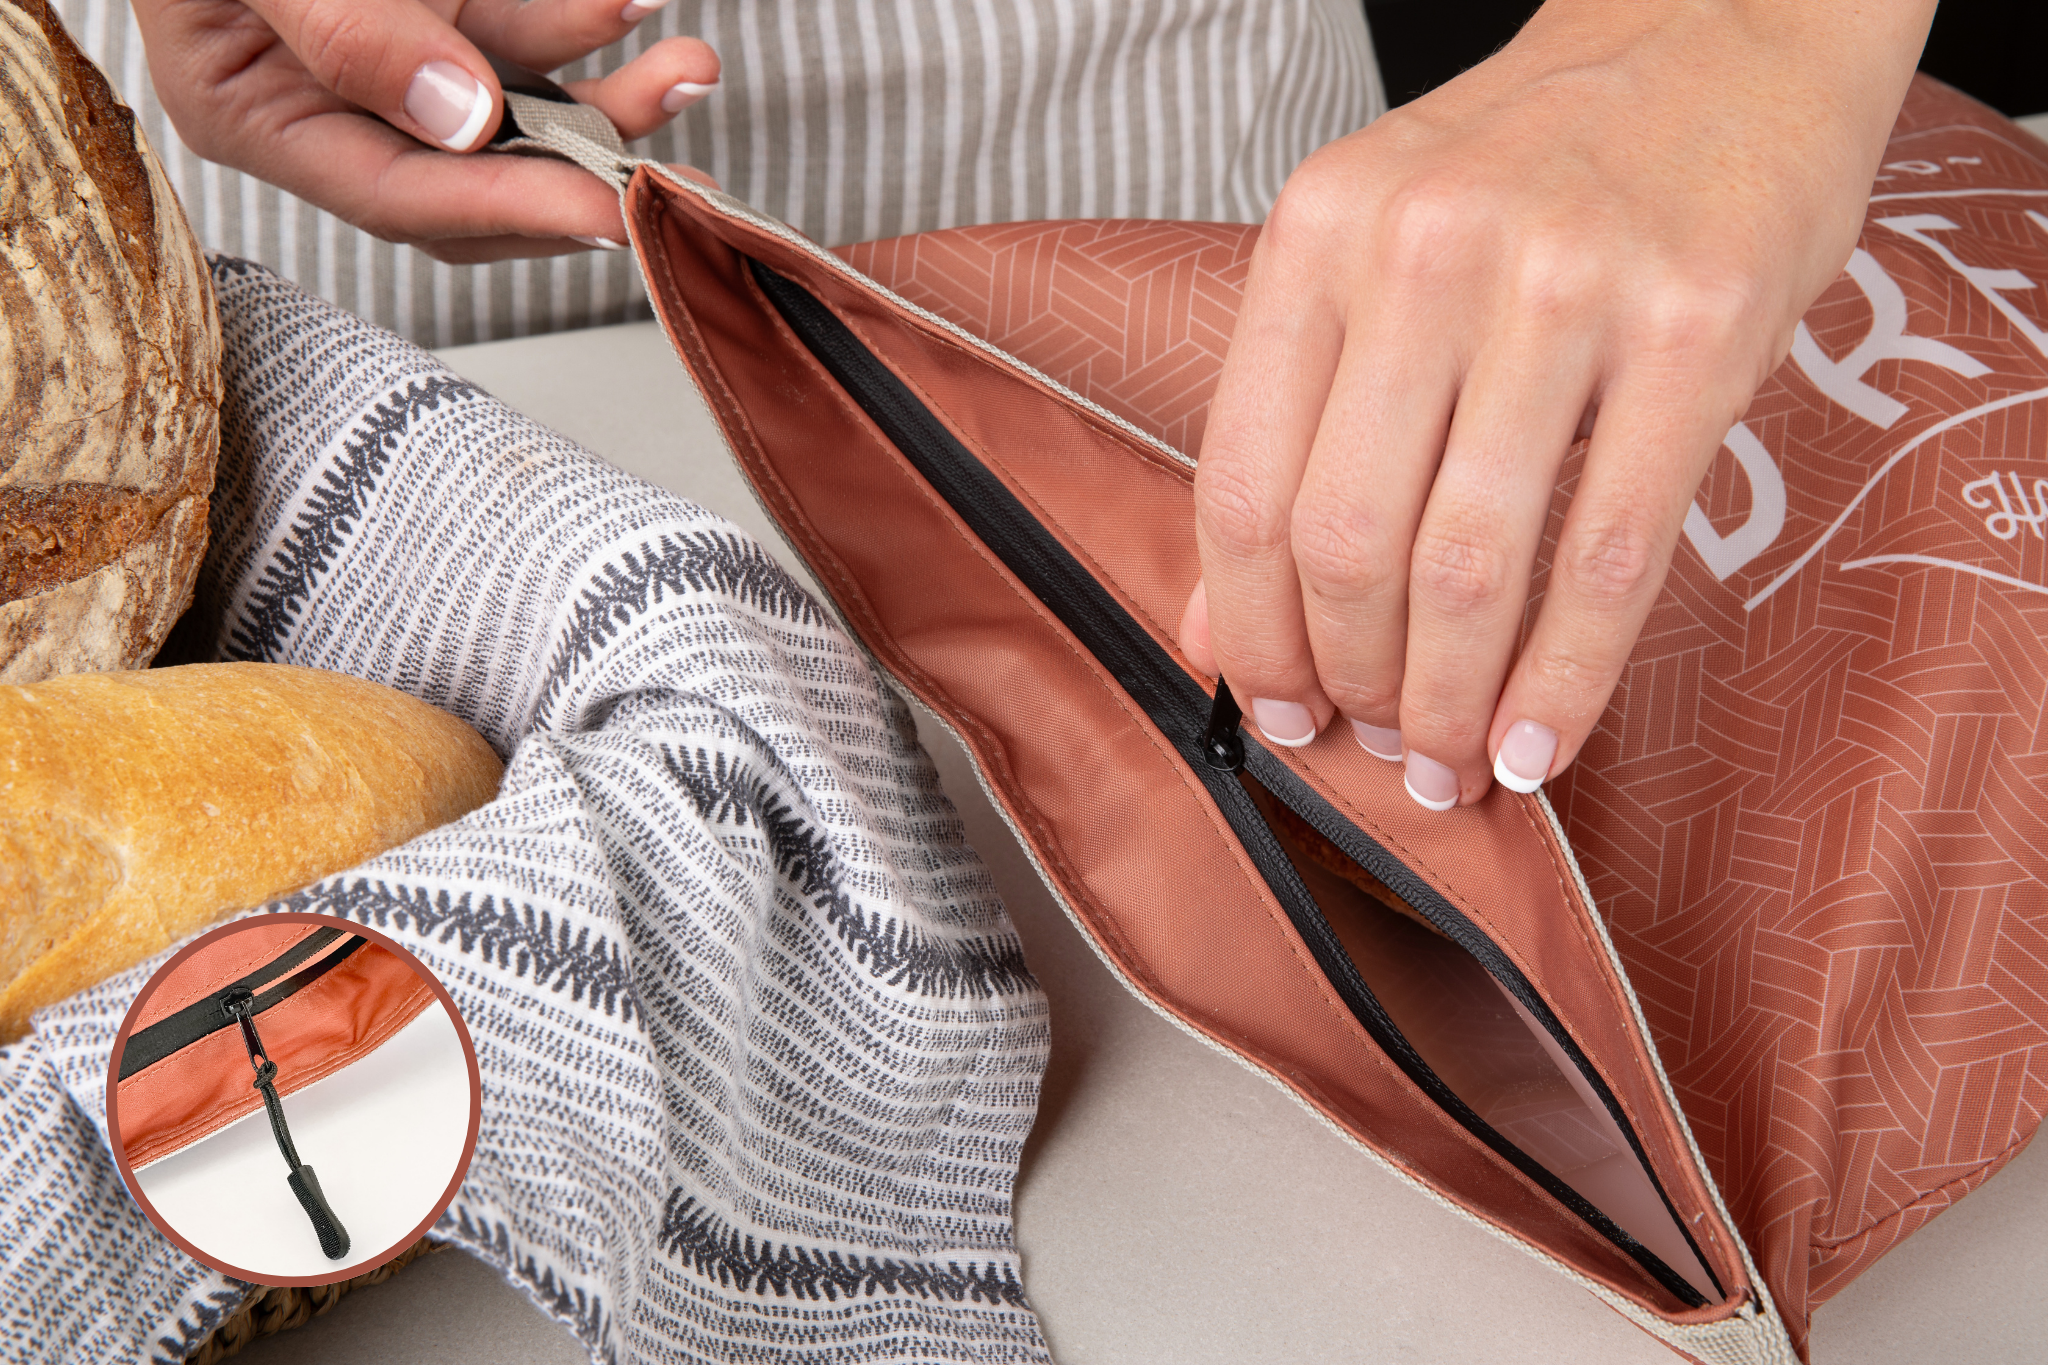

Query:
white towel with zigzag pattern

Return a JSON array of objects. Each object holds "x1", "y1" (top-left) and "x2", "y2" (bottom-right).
[{"x1": 0, "y1": 258, "x2": 1053, "y2": 1365}]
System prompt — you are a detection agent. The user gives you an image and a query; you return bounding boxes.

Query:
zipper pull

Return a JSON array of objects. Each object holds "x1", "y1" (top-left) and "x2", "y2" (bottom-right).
[
  {"x1": 1201, "y1": 678, "x2": 1246, "y2": 772},
  {"x1": 221, "y1": 987, "x2": 351, "y2": 1261}
]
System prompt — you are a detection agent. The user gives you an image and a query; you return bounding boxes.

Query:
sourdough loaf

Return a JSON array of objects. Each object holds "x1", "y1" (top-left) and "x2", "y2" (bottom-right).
[
  {"x1": 0, "y1": 0, "x2": 221, "y2": 682},
  {"x1": 0, "y1": 664, "x2": 504, "y2": 1040}
]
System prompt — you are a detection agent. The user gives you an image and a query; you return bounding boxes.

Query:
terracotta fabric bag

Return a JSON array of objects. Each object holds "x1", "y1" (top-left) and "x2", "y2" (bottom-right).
[
  {"x1": 523, "y1": 72, "x2": 2044, "y2": 1361},
  {"x1": 112, "y1": 922, "x2": 434, "y2": 1259}
]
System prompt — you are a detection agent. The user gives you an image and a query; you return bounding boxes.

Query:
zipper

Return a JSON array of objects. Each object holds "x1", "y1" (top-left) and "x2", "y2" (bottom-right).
[
  {"x1": 748, "y1": 258, "x2": 1722, "y2": 1309},
  {"x1": 119, "y1": 927, "x2": 367, "y2": 1079},
  {"x1": 223, "y1": 986, "x2": 352, "y2": 1260},
  {"x1": 121, "y1": 927, "x2": 365, "y2": 1261}
]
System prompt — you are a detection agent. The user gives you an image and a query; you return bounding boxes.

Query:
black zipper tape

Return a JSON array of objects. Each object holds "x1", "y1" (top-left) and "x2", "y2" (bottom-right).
[
  {"x1": 749, "y1": 258, "x2": 1720, "y2": 1307},
  {"x1": 118, "y1": 929, "x2": 367, "y2": 1080}
]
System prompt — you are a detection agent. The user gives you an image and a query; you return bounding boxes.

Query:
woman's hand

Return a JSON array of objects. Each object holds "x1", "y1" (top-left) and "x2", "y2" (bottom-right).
[
  {"x1": 1180, "y1": 0, "x2": 1936, "y2": 809},
  {"x1": 134, "y1": 0, "x2": 721, "y2": 262}
]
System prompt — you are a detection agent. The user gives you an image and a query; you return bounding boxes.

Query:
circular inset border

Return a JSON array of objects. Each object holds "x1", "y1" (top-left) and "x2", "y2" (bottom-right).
[{"x1": 106, "y1": 912, "x2": 481, "y2": 1285}]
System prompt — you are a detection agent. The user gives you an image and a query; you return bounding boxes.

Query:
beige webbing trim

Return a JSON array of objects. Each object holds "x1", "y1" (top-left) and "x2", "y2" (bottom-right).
[{"x1": 495, "y1": 92, "x2": 634, "y2": 189}]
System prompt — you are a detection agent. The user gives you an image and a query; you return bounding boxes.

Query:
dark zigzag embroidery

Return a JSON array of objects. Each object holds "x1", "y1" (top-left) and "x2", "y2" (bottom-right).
[
  {"x1": 208, "y1": 254, "x2": 257, "y2": 282},
  {"x1": 450, "y1": 1209, "x2": 615, "y2": 1365},
  {"x1": 656, "y1": 1191, "x2": 1027, "y2": 1307},
  {"x1": 150, "y1": 1285, "x2": 251, "y2": 1365},
  {"x1": 227, "y1": 375, "x2": 476, "y2": 661},
  {"x1": 279, "y1": 880, "x2": 638, "y2": 1024},
  {"x1": 535, "y1": 530, "x2": 824, "y2": 719},
  {"x1": 661, "y1": 745, "x2": 1034, "y2": 999}
]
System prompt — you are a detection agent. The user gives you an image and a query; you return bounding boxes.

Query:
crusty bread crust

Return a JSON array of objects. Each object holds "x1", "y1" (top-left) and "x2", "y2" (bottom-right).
[
  {"x1": 0, "y1": 0, "x2": 222, "y2": 678},
  {"x1": 0, "y1": 664, "x2": 504, "y2": 1040}
]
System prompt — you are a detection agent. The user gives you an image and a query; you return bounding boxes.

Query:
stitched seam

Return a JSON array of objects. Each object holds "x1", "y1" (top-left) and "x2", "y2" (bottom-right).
[
  {"x1": 123, "y1": 971, "x2": 433, "y2": 1166},
  {"x1": 855, "y1": 319, "x2": 1715, "y2": 1303},
  {"x1": 754, "y1": 281, "x2": 1304, "y2": 990},
  {"x1": 1511, "y1": 792, "x2": 1740, "y2": 1287},
  {"x1": 1310, "y1": 761, "x2": 1732, "y2": 1294},
  {"x1": 638, "y1": 203, "x2": 1073, "y2": 935},
  {"x1": 811, "y1": 275, "x2": 1652, "y2": 1085},
  {"x1": 657, "y1": 189, "x2": 1701, "y2": 1314},
  {"x1": 818, "y1": 269, "x2": 1714, "y2": 1259},
  {"x1": 650, "y1": 207, "x2": 1129, "y2": 978},
  {"x1": 720, "y1": 257, "x2": 1141, "y2": 970},
  {"x1": 134, "y1": 924, "x2": 323, "y2": 1030},
  {"x1": 643, "y1": 197, "x2": 1082, "y2": 929},
  {"x1": 711, "y1": 254, "x2": 1149, "y2": 979}
]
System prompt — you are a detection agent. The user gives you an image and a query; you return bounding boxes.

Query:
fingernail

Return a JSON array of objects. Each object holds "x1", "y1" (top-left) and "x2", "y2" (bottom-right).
[
  {"x1": 405, "y1": 61, "x2": 493, "y2": 151},
  {"x1": 661, "y1": 80, "x2": 719, "y2": 113},
  {"x1": 1251, "y1": 698, "x2": 1316, "y2": 748},
  {"x1": 620, "y1": 0, "x2": 671, "y2": 19},
  {"x1": 1351, "y1": 721, "x2": 1402, "y2": 762},
  {"x1": 1492, "y1": 719, "x2": 1558, "y2": 794},
  {"x1": 571, "y1": 235, "x2": 628, "y2": 250},
  {"x1": 1403, "y1": 751, "x2": 1459, "y2": 811}
]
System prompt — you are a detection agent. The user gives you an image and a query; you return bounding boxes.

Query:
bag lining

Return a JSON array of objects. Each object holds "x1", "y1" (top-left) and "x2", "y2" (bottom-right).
[{"x1": 746, "y1": 256, "x2": 1723, "y2": 1310}]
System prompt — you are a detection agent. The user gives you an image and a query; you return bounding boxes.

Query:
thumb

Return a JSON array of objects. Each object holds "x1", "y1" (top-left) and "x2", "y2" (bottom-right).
[{"x1": 245, "y1": 0, "x2": 503, "y2": 151}]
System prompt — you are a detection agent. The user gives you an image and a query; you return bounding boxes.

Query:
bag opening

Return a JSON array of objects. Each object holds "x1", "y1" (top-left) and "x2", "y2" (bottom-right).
[
  {"x1": 740, "y1": 252, "x2": 1726, "y2": 1309},
  {"x1": 1241, "y1": 774, "x2": 1720, "y2": 1302},
  {"x1": 630, "y1": 183, "x2": 1751, "y2": 1314}
]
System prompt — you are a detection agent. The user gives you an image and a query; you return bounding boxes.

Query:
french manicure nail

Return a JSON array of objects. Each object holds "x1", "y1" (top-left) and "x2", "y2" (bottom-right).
[
  {"x1": 1493, "y1": 719, "x2": 1558, "y2": 794},
  {"x1": 620, "y1": 0, "x2": 671, "y2": 20},
  {"x1": 1251, "y1": 698, "x2": 1316, "y2": 748},
  {"x1": 571, "y1": 235, "x2": 628, "y2": 250},
  {"x1": 661, "y1": 80, "x2": 719, "y2": 113},
  {"x1": 1351, "y1": 721, "x2": 1402, "y2": 762},
  {"x1": 1403, "y1": 751, "x2": 1459, "y2": 811},
  {"x1": 405, "y1": 61, "x2": 493, "y2": 151}
]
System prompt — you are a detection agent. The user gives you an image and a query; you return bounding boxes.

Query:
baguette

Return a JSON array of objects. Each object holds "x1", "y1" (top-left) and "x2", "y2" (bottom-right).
[{"x1": 0, "y1": 664, "x2": 502, "y2": 1040}]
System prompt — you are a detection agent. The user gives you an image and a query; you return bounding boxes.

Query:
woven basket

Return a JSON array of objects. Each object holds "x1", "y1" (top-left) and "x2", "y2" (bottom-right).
[{"x1": 188, "y1": 1237, "x2": 446, "y2": 1364}]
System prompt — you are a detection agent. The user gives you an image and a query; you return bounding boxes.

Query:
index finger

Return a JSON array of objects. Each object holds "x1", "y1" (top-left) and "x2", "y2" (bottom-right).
[{"x1": 1190, "y1": 238, "x2": 1344, "y2": 747}]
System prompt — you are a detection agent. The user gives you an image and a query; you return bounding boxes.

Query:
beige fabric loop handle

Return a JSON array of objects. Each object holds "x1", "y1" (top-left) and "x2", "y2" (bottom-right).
[{"x1": 495, "y1": 91, "x2": 640, "y2": 190}]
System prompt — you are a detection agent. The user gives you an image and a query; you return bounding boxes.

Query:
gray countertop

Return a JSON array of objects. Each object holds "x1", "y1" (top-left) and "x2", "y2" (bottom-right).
[{"x1": 240, "y1": 308, "x2": 2047, "y2": 1365}]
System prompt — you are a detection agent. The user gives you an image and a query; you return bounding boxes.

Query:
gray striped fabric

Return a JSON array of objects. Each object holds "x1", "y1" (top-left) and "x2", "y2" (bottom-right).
[
  {"x1": 2, "y1": 257, "x2": 1051, "y2": 1364},
  {"x1": 65, "y1": 0, "x2": 1382, "y2": 346}
]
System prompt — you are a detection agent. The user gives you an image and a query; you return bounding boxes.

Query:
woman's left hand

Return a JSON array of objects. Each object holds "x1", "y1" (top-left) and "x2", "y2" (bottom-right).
[
  {"x1": 1180, "y1": 0, "x2": 1937, "y2": 809},
  {"x1": 134, "y1": 0, "x2": 721, "y2": 262}
]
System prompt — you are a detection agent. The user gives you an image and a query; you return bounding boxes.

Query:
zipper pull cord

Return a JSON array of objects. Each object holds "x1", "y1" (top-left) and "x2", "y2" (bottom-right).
[
  {"x1": 221, "y1": 989, "x2": 351, "y2": 1261},
  {"x1": 1201, "y1": 678, "x2": 1246, "y2": 772}
]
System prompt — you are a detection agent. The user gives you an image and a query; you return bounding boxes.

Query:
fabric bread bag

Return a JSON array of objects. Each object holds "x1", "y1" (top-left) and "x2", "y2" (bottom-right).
[{"x1": 320, "y1": 73, "x2": 2048, "y2": 1361}]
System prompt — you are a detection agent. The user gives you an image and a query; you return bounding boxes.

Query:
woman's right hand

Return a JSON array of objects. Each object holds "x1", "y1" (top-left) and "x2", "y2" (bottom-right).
[{"x1": 134, "y1": 0, "x2": 720, "y2": 262}]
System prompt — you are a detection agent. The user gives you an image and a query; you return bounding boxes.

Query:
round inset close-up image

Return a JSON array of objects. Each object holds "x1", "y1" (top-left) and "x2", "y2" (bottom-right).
[{"x1": 107, "y1": 914, "x2": 479, "y2": 1284}]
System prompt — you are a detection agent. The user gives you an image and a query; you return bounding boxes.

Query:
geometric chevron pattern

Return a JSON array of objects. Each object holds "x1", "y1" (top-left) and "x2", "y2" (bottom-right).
[
  {"x1": 842, "y1": 77, "x2": 2048, "y2": 1357},
  {"x1": 843, "y1": 218, "x2": 1254, "y2": 457}
]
